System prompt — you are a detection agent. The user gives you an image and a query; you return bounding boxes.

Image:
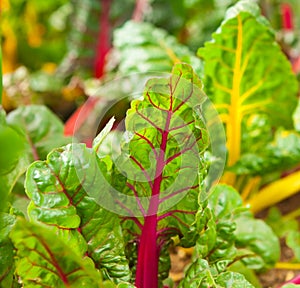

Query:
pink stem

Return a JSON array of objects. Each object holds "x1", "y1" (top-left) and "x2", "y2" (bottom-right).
[
  {"x1": 132, "y1": 0, "x2": 149, "y2": 22},
  {"x1": 94, "y1": 0, "x2": 112, "y2": 78},
  {"x1": 158, "y1": 210, "x2": 195, "y2": 221},
  {"x1": 135, "y1": 99, "x2": 173, "y2": 288}
]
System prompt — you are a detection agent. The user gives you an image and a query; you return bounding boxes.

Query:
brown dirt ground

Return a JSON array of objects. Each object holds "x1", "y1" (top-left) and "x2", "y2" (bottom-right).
[{"x1": 169, "y1": 192, "x2": 300, "y2": 287}]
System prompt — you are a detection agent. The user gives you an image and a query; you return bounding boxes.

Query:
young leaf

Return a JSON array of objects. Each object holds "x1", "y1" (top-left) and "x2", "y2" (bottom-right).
[
  {"x1": 178, "y1": 258, "x2": 215, "y2": 287},
  {"x1": 106, "y1": 63, "x2": 208, "y2": 288},
  {"x1": 25, "y1": 143, "x2": 131, "y2": 283},
  {"x1": 265, "y1": 207, "x2": 298, "y2": 238},
  {"x1": 7, "y1": 105, "x2": 71, "y2": 161},
  {"x1": 215, "y1": 271, "x2": 254, "y2": 287},
  {"x1": 286, "y1": 231, "x2": 300, "y2": 261},
  {"x1": 0, "y1": 213, "x2": 16, "y2": 287},
  {"x1": 112, "y1": 21, "x2": 202, "y2": 75},
  {"x1": 234, "y1": 216, "x2": 280, "y2": 270},
  {"x1": 198, "y1": 0, "x2": 298, "y2": 168},
  {"x1": 10, "y1": 218, "x2": 102, "y2": 287},
  {"x1": 207, "y1": 185, "x2": 279, "y2": 270},
  {"x1": 230, "y1": 130, "x2": 300, "y2": 175},
  {"x1": 178, "y1": 258, "x2": 254, "y2": 287},
  {"x1": 0, "y1": 110, "x2": 28, "y2": 211}
]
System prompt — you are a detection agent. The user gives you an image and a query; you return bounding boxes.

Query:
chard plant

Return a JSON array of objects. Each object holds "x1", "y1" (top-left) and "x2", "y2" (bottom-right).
[
  {"x1": 0, "y1": 62, "x2": 282, "y2": 287},
  {"x1": 1, "y1": 0, "x2": 300, "y2": 287},
  {"x1": 109, "y1": 1, "x2": 300, "y2": 266}
]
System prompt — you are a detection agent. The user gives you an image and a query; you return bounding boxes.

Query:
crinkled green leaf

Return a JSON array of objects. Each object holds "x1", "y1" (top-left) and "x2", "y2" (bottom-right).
[
  {"x1": 286, "y1": 231, "x2": 300, "y2": 261},
  {"x1": 228, "y1": 261, "x2": 262, "y2": 288},
  {"x1": 198, "y1": 0, "x2": 298, "y2": 168},
  {"x1": 10, "y1": 219, "x2": 102, "y2": 287},
  {"x1": 0, "y1": 213, "x2": 16, "y2": 287},
  {"x1": 113, "y1": 21, "x2": 202, "y2": 75},
  {"x1": 241, "y1": 114, "x2": 272, "y2": 154},
  {"x1": 194, "y1": 207, "x2": 217, "y2": 258},
  {"x1": 0, "y1": 110, "x2": 28, "y2": 211},
  {"x1": 265, "y1": 207, "x2": 298, "y2": 238},
  {"x1": 116, "y1": 63, "x2": 208, "y2": 214},
  {"x1": 231, "y1": 130, "x2": 300, "y2": 175},
  {"x1": 7, "y1": 105, "x2": 71, "y2": 161},
  {"x1": 194, "y1": 185, "x2": 247, "y2": 263},
  {"x1": 179, "y1": 258, "x2": 254, "y2": 288},
  {"x1": 208, "y1": 184, "x2": 244, "y2": 219},
  {"x1": 215, "y1": 271, "x2": 254, "y2": 287},
  {"x1": 25, "y1": 143, "x2": 131, "y2": 283},
  {"x1": 234, "y1": 216, "x2": 280, "y2": 269},
  {"x1": 178, "y1": 258, "x2": 215, "y2": 287},
  {"x1": 105, "y1": 63, "x2": 209, "y2": 286}
]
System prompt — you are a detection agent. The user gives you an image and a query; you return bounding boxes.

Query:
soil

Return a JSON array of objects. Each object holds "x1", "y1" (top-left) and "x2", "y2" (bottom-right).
[{"x1": 169, "y1": 192, "x2": 300, "y2": 287}]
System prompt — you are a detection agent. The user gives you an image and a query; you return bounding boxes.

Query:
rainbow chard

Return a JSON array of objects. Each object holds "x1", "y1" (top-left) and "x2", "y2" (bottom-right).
[
  {"x1": 100, "y1": 63, "x2": 209, "y2": 287},
  {"x1": 198, "y1": 0, "x2": 300, "y2": 212},
  {"x1": 3, "y1": 63, "x2": 279, "y2": 287}
]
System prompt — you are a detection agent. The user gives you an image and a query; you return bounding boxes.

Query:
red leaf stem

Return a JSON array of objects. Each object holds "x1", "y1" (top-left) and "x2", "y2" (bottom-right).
[
  {"x1": 126, "y1": 182, "x2": 147, "y2": 216},
  {"x1": 135, "y1": 92, "x2": 173, "y2": 288},
  {"x1": 158, "y1": 210, "x2": 195, "y2": 221},
  {"x1": 159, "y1": 184, "x2": 199, "y2": 204},
  {"x1": 130, "y1": 155, "x2": 154, "y2": 187},
  {"x1": 135, "y1": 132, "x2": 159, "y2": 159},
  {"x1": 115, "y1": 199, "x2": 143, "y2": 230},
  {"x1": 132, "y1": 0, "x2": 149, "y2": 22},
  {"x1": 281, "y1": 3, "x2": 294, "y2": 31},
  {"x1": 136, "y1": 109, "x2": 164, "y2": 134},
  {"x1": 94, "y1": 0, "x2": 112, "y2": 78},
  {"x1": 165, "y1": 136, "x2": 200, "y2": 165},
  {"x1": 38, "y1": 236, "x2": 70, "y2": 286}
]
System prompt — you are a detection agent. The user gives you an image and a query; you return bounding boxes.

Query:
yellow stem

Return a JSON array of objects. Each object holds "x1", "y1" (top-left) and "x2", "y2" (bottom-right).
[
  {"x1": 275, "y1": 262, "x2": 300, "y2": 270},
  {"x1": 246, "y1": 171, "x2": 300, "y2": 214},
  {"x1": 227, "y1": 15, "x2": 243, "y2": 168},
  {"x1": 221, "y1": 172, "x2": 236, "y2": 186},
  {"x1": 283, "y1": 207, "x2": 300, "y2": 221}
]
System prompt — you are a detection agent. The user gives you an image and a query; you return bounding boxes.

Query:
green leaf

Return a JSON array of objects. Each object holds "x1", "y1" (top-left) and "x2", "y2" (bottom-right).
[
  {"x1": 198, "y1": 0, "x2": 298, "y2": 168},
  {"x1": 178, "y1": 258, "x2": 215, "y2": 287},
  {"x1": 282, "y1": 284, "x2": 300, "y2": 288},
  {"x1": 294, "y1": 99, "x2": 300, "y2": 132},
  {"x1": 25, "y1": 143, "x2": 131, "y2": 283},
  {"x1": 93, "y1": 117, "x2": 115, "y2": 154},
  {"x1": 106, "y1": 63, "x2": 209, "y2": 286},
  {"x1": 231, "y1": 130, "x2": 300, "y2": 175},
  {"x1": 10, "y1": 219, "x2": 102, "y2": 287},
  {"x1": 0, "y1": 213, "x2": 16, "y2": 287},
  {"x1": 215, "y1": 271, "x2": 254, "y2": 287},
  {"x1": 0, "y1": 110, "x2": 28, "y2": 211},
  {"x1": 286, "y1": 231, "x2": 300, "y2": 261},
  {"x1": 7, "y1": 105, "x2": 71, "y2": 161},
  {"x1": 228, "y1": 261, "x2": 262, "y2": 288},
  {"x1": 208, "y1": 184, "x2": 244, "y2": 219},
  {"x1": 234, "y1": 216, "x2": 280, "y2": 269},
  {"x1": 195, "y1": 185, "x2": 248, "y2": 263},
  {"x1": 265, "y1": 207, "x2": 298, "y2": 238},
  {"x1": 113, "y1": 21, "x2": 202, "y2": 75},
  {"x1": 179, "y1": 258, "x2": 254, "y2": 287}
]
